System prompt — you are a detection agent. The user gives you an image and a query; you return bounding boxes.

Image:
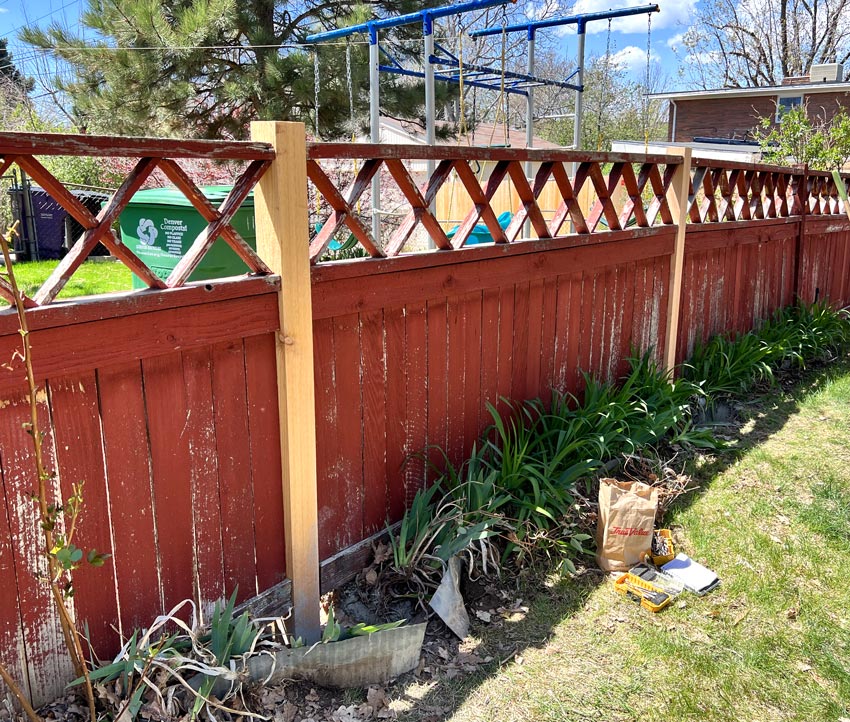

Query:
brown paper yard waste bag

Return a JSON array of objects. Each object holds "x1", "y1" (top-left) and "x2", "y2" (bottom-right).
[{"x1": 596, "y1": 477, "x2": 659, "y2": 572}]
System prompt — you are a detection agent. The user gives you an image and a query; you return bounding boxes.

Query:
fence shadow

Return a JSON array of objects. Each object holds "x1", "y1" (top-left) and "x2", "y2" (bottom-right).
[{"x1": 667, "y1": 352, "x2": 850, "y2": 514}]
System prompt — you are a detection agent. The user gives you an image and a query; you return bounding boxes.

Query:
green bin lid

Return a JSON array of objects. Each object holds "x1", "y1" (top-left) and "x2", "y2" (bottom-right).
[{"x1": 126, "y1": 185, "x2": 254, "y2": 208}]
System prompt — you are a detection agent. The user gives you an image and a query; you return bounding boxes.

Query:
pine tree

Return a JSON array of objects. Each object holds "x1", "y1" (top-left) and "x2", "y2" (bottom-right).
[
  {"x1": 0, "y1": 38, "x2": 33, "y2": 94},
  {"x1": 21, "y1": 0, "x2": 453, "y2": 139}
]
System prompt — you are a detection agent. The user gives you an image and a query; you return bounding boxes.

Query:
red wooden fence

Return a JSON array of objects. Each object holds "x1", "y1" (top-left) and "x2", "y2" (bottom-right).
[
  {"x1": 0, "y1": 133, "x2": 284, "y2": 706},
  {"x1": 0, "y1": 280, "x2": 286, "y2": 705},
  {"x1": 0, "y1": 130, "x2": 849, "y2": 708}
]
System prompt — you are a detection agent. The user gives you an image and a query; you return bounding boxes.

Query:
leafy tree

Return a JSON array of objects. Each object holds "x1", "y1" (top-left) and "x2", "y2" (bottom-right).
[
  {"x1": 20, "y1": 0, "x2": 461, "y2": 139},
  {"x1": 537, "y1": 54, "x2": 668, "y2": 150},
  {"x1": 681, "y1": 0, "x2": 850, "y2": 88},
  {"x1": 756, "y1": 104, "x2": 850, "y2": 170}
]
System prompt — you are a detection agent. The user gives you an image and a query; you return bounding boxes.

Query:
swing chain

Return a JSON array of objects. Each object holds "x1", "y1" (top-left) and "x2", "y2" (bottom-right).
[
  {"x1": 346, "y1": 40, "x2": 355, "y2": 139},
  {"x1": 644, "y1": 14, "x2": 652, "y2": 153},
  {"x1": 458, "y1": 17, "x2": 469, "y2": 141},
  {"x1": 596, "y1": 17, "x2": 613, "y2": 151},
  {"x1": 344, "y1": 39, "x2": 362, "y2": 214},
  {"x1": 500, "y1": 3, "x2": 509, "y2": 145},
  {"x1": 313, "y1": 48, "x2": 320, "y2": 139}
]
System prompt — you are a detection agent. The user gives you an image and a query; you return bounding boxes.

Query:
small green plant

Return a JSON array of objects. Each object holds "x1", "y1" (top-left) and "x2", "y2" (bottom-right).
[
  {"x1": 78, "y1": 593, "x2": 267, "y2": 722},
  {"x1": 321, "y1": 606, "x2": 406, "y2": 643},
  {"x1": 685, "y1": 332, "x2": 776, "y2": 397},
  {"x1": 190, "y1": 591, "x2": 260, "y2": 719}
]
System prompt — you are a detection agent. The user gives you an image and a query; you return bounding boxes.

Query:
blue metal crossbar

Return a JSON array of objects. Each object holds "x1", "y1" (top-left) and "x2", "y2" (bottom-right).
[
  {"x1": 430, "y1": 52, "x2": 582, "y2": 93},
  {"x1": 468, "y1": 4, "x2": 659, "y2": 38},
  {"x1": 305, "y1": 0, "x2": 514, "y2": 43}
]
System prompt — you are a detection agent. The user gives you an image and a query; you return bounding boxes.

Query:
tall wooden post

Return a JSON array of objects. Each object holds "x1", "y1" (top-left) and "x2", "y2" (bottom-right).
[
  {"x1": 250, "y1": 121, "x2": 320, "y2": 642},
  {"x1": 663, "y1": 146, "x2": 692, "y2": 373}
]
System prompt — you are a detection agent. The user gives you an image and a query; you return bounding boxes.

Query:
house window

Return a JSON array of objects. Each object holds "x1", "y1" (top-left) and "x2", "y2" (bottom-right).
[{"x1": 775, "y1": 95, "x2": 803, "y2": 121}]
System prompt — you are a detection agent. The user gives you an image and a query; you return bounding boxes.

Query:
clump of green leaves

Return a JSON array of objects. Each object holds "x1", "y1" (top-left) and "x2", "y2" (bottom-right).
[
  {"x1": 685, "y1": 302, "x2": 850, "y2": 399},
  {"x1": 321, "y1": 606, "x2": 405, "y2": 643},
  {"x1": 756, "y1": 105, "x2": 850, "y2": 171},
  {"x1": 78, "y1": 592, "x2": 269, "y2": 722},
  {"x1": 389, "y1": 350, "x2": 716, "y2": 584}
]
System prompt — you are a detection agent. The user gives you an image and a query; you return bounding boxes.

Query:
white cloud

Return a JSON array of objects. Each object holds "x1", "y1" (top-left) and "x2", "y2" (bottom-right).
[
  {"x1": 0, "y1": 7, "x2": 8, "y2": 12},
  {"x1": 666, "y1": 32, "x2": 685, "y2": 50},
  {"x1": 609, "y1": 45, "x2": 661, "y2": 72},
  {"x1": 570, "y1": 0, "x2": 697, "y2": 34}
]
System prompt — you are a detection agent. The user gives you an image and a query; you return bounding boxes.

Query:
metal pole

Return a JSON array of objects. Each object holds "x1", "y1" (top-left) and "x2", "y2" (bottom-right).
[
  {"x1": 525, "y1": 28, "x2": 535, "y2": 239},
  {"x1": 424, "y1": 13, "x2": 437, "y2": 249},
  {"x1": 369, "y1": 25, "x2": 381, "y2": 243},
  {"x1": 573, "y1": 22, "x2": 586, "y2": 153}
]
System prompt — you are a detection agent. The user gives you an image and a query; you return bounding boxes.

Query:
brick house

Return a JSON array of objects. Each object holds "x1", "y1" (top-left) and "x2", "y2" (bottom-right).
[{"x1": 650, "y1": 64, "x2": 850, "y2": 144}]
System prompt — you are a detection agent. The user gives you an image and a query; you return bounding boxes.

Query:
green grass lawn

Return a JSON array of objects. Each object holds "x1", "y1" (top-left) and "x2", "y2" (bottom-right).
[
  {"x1": 1, "y1": 259, "x2": 133, "y2": 305},
  {"x1": 393, "y1": 356, "x2": 850, "y2": 722}
]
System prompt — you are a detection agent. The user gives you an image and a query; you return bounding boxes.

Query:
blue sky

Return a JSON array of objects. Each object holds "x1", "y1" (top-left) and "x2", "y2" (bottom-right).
[{"x1": 1, "y1": 0, "x2": 699, "y2": 96}]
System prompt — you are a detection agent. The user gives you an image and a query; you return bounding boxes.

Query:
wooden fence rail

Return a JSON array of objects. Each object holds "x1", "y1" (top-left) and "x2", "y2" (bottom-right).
[{"x1": 0, "y1": 126, "x2": 848, "y2": 710}]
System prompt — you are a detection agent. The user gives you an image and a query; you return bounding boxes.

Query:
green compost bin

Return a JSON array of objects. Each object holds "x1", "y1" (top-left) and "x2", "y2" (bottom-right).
[{"x1": 120, "y1": 185, "x2": 255, "y2": 288}]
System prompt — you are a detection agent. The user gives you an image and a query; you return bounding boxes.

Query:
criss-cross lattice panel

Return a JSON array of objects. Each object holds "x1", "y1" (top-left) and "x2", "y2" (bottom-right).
[
  {"x1": 808, "y1": 171, "x2": 850, "y2": 215},
  {"x1": 306, "y1": 144, "x2": 683, "y2": 262},
  {"x1": 685, "y1": 159, "x2": 805, "y2": 224},
  {"x1": 0, "y1": 132, "x2": 274, "y2": 307}
]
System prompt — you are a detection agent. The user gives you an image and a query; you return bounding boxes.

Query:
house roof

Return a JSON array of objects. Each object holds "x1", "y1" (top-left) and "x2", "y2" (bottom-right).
[
  {"x1": 380, "y1": 116, "x2": 561, "y2": 149},
  {"x1": 650, "y1": 82, "x2": 850, "y2": 102}
]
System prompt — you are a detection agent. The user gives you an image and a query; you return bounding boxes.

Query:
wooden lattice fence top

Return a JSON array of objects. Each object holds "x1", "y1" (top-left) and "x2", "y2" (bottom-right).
[
  {"x1": 687, "y1": 158, "x2": 850, "y2": 223},
  {"x1": 2, "y1": 132, "x2": 848, "y2": 300},
  {"x1": 307, "y1": 145, "x2": 850, "y2": 263},
  {"x1": 0, "y1": 132, "x2": 274, "y2": 307},
  {"x1": 306, "y1": 144, "x2": 684, "y2": 262}
]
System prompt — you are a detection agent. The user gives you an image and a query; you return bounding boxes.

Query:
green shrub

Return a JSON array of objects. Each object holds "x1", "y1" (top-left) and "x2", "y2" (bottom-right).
[
  {"x1": 685, "y1": 303, "x2": 850, "y2": 398},
  {"x1": 388, "y1": 303, "x2": 850, "y2": 585}
]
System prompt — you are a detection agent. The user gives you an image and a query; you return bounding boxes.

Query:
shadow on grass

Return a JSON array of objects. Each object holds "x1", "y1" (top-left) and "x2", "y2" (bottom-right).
[
  {"x1": 667, "y1": 352, "x2": 850, "y2": 514},
  {"x1": 391, "y1": 352, "x2": 850, "y2": 722},
  {"x1": 394, "y1": 567, "x2": 605, "y2": 721}
]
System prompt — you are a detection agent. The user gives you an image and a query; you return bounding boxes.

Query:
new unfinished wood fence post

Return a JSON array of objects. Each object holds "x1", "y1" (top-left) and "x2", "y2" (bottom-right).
[
  {"x1": 251, "y1": 121, "x2": 320, "y2": 643},
  {"x1": 663, "y1": 146, "x2": 693, "y2": 372}
]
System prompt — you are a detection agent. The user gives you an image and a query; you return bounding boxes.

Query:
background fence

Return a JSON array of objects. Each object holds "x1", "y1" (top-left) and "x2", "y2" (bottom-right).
[{"x1": 0, "y1": 126, "x2": 848, "y2": 707}]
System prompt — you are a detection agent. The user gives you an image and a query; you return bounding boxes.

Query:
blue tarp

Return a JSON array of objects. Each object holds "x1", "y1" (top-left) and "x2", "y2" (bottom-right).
[{"x1": 447, "y1": 210, "x2": 513, "y2": 245}]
